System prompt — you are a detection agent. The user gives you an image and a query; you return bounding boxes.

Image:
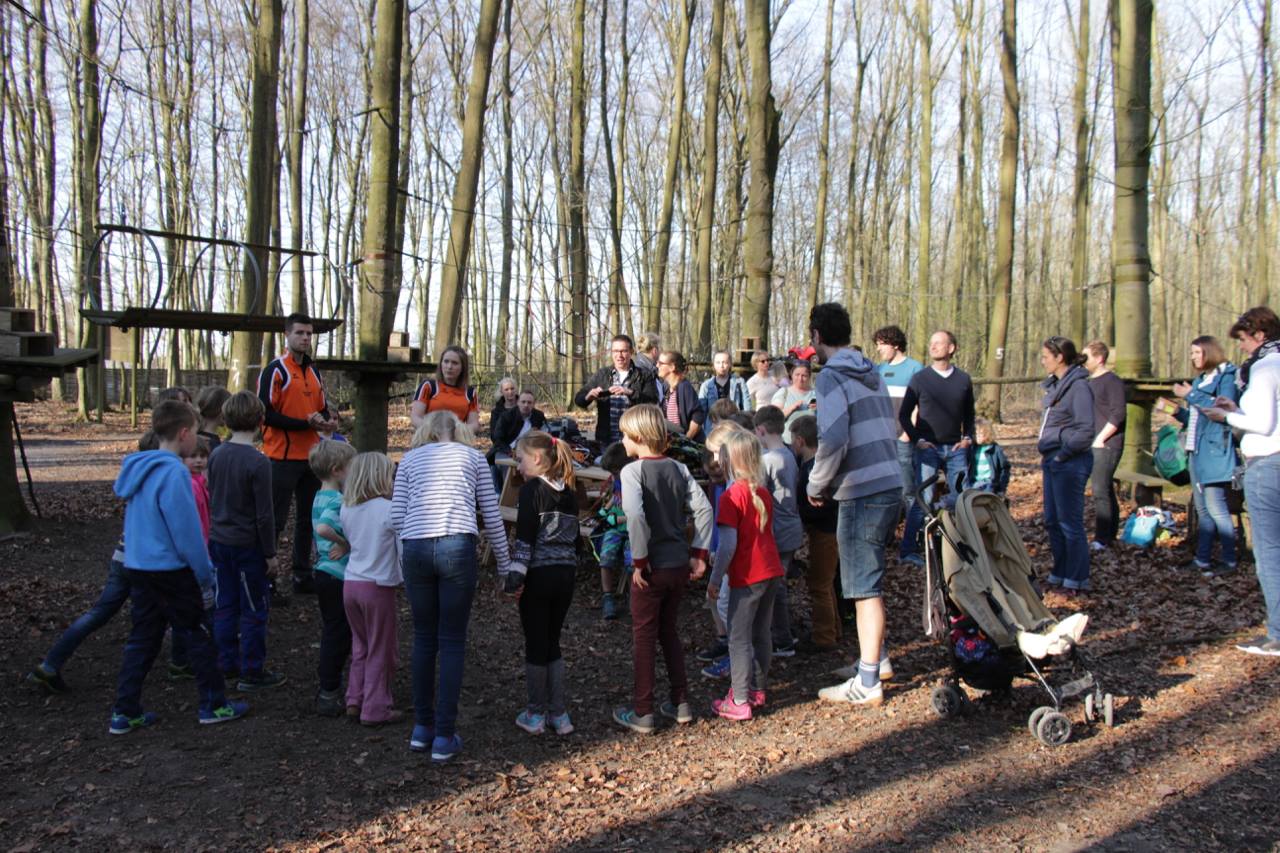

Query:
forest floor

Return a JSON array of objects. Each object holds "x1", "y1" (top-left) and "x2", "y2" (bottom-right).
[{"x1": 2, "y1": 400, "x2": 1278, "y2": 851}]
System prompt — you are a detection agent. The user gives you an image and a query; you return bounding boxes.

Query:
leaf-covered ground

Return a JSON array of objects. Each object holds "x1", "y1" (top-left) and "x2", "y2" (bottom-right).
[{"x1": 2, "y1": 401, "x2": 1277, "y2": 851}]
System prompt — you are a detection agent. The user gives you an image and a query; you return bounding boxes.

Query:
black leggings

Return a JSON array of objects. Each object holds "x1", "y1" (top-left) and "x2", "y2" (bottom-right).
[{"x1": 518, "y1": 564, "x2": 576, "y2": 665}]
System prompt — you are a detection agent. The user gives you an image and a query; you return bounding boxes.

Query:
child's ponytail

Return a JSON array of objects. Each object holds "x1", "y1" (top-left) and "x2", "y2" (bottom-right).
[{"x1": 516, "y1": 430, "x2": 576, "y2": 488}]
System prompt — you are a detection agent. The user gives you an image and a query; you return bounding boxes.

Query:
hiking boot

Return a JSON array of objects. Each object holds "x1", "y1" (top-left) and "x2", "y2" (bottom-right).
[
  {"x1": 700, "y1": 655, "x2": 730, "y2": 680},
  {"x1": 696, "y1": 638, "x2": 729, "y2": 663},
  {"x1": 548, "y1": 712, "x2": 575, "y2": 735},
  {"x1": 515, "y1": 710, "x2": 546, "y2": 735},
  {"x1": 430, "y1": 733, "x2": 464, "y2": 762},
  {"x1": 198, "y1": 700, "x2": 248, "y2": 725},
  {"x1": 26, "y1": 665, "x2": 68, "y2": 695},
  {"x1": 601, "y1": 593, "x2": 620, "y2": 621},
  {"x1": 712, "y1": 690, "x2": 752, "y2": 721},
  {"x1": 315, "y1": 689, "x2": 344, "y2": 717},
  {"x1": 109, "y1": 711, "x2": 158, "y2": 735},
  {"x1": 659, "y1": 701, "x2": 694, "y2": 724},
  {"x1": 818, "y1": 677, "x2": 884, "y2": 707},
  {"x1": 167, "y1": 663, "x2": 195, "y2": 681},
  {"x1": 612, "y1": 707, "x2": 655, "y2": 734},
  {"x1": 1236, "y1": 635, "x2": 1280, "y2": 656},
  {"x1": 237, "y1": 670, "x2": 287, "y2": 692}
]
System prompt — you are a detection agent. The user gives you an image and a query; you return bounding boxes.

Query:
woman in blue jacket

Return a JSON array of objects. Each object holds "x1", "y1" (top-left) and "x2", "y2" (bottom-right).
[
  {"x1": 1038, "y1": 337, "x2": 1096, "y2": 594},
  {"x1": 1161, "y1": 336, "x2": 1240, "y2": 575}
]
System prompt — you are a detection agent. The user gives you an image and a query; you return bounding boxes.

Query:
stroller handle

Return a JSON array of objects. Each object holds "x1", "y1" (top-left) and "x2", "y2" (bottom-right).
[{"x1": 914, "y1": 469, "x2": 946, "y2": 520}]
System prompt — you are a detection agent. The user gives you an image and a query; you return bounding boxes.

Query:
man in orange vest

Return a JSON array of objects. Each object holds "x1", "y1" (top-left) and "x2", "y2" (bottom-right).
[{"x1": 256, "y1": 313, "x2": 337, "y2": 595}]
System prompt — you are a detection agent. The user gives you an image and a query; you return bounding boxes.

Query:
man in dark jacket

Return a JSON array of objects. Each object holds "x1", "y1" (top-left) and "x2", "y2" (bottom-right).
[
  {"x1": 573, "y1": 335, "x2": 659, "y2": 444},
  {"x1": 490, "y1": 391, "x2": 546, "y2": 461}
]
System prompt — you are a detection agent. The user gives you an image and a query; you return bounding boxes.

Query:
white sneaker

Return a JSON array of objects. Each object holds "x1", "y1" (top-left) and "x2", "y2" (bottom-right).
[
  {"x1": 1090, "y1": 540, "x2": 1106, "y2": 552},
  {"x1": 818, "y1": 677, "x2": 883, "y2": 707},
  {"x1": 879, "y1": 656, "x2": 895, "y2": 681}
]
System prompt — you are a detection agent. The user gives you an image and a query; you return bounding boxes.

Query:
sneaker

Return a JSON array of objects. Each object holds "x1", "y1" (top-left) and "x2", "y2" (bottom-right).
[
  {"x1": 612, "y1": 707, "x2": 656, "y2": 734},
  {"x1": 696, "y1": 638, "x2": 729, "y2": 662},
  {"x1": 316, "y1": 689, "x2": 344, "y2": 717},
  {"x1": 292, "y1": 574, "x2": 316, "y2": 595},
  {"x1": 167, "y1": 663, "x2": 195, "y2": 681},
  {"x1": 108, "y1": 711, "x2": 158, "y2": 735},
  {"x1": 236, "y1": 670, "x2": 287, "y2": 692},
  {"x1": 796, "y1": 639, "x2": 838, "y2": 656},
  {"x1": 659, "y1": 701, "x2": 694, "y2": 724},
  {"x1": 747, "y1": 689, "x2": 766, "y2": 708},
  {"x1": 700, "y1": 655, "x2": 731, "y2": 680},
  {"x1": 360, "y1": 709, "x2": 406, "y2": 727},
  {"x1": 901, "y1": 553, "x2": 925, "y2": 568},
  {"x1": 879, "y1": 656, "x2": 895, "y2": 682},
  {"x1": 1203, "y1": 561, "x2": 1238, "y2": 578},
  {"x1": 409, "y1": 724, "x2": 434, "y2": 752},
  {"x1": 515, "y1": 710, "x2": 546, "y2": 735},
  {"x1": 773, "y1": 640, "x2": 797, "y2": 658},
  {"x1": 1236, "y1": 635, "x2": 1280, "y2": 656},
  {"x1": 548, "y1": 712, "x2": 575, "y2": 735},
  {"x1": 601, "y1": 593, "x2": 619, "y2": 621},
  {"x1": 1180, "y1": 559, "x2": 1212, "y2": 573},
  {"x1": 818, "y1": 677, "x2": 884, "y2": 707},
  {"x1": 198, "y1": 700, "x2": 248, "y2": 725},
  {"x1": 1090, "y1": 540, "x2": 1107, "y2": 553},
  {"x1": 26, "y1": 665, "x2": 68, "y2": 695},
  {"x1": 430, "y1": 733, "x2": 464, "y2": 762},
  {"x1": 712, "y1": 689, "x2": 753, "y2": 721}
]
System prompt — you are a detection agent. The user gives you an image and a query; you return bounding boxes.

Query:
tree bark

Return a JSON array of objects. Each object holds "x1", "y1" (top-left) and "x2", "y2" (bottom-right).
[
  {"x1": 287, "y1": 0, "x2": 309, "y2": 313},
  {"x1": 808, "y1": 0, "x2": 835, "y2": 310},
  {"x1": 433, "y1": 0, "x2": 502, "y2": 352},
  {"x1": 914, "y1": 0, "x2": 932, "y2": 350},
  {"x1": 979, "y1": 0, "x2": 1018, "y2": 420},
  {"x1": 693, "y1": 0, "x2": 725, "y2": 358},
  {"x1": 76, "y1": 0, "x2": 103, "y2": 420},
  {"x1": 495, "y1": 0, "x2": 515, "y2": 372},
  {"x1": 568, "y1": 0, "x2": 589, "y2": 392},
  {"x1": 741, "y1": 0, "x2": 778, "y2": 350},
  {"x1": 1069, "y1": 0, "x2": 1091, "y2": 344}
]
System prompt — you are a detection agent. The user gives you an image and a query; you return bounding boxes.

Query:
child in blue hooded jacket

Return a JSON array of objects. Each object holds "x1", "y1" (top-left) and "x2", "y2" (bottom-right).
[{"x1": 108, "y1": 400, "x2": 248, "y2": 735}]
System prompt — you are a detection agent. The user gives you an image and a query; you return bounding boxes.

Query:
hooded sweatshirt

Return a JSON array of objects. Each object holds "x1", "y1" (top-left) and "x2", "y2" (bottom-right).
[
  {"x1": 807, "y1": 348, "x2": 903, "y2": 502},
  {"x1": 113, "y1": 450, "x2": 214, "y2": 587},
  {"x1": 1037, "y1": 365, "x2": 1095, "y2": 462}
]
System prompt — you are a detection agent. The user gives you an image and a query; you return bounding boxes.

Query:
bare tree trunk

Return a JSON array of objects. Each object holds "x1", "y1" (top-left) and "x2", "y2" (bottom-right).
[
  {"x1": 1259, "y1": 0, "x2": 1273, "y2": 303},
  {"x1": 808, "y1": 0, "x2": 835, "y2": 310},
  {"x1": 842, "y1": 5, "x2": 867, "y2": 316},
  {"x1": 742, "y1": 0, "x2": 778, "y2": 350},
  {"x1": 693, "y1": 0, "x2": 725, "y2": 358},
  {"x1": 979, "y1": 0, "x2": 1018, "y2": 420},
  {"x1": 287, "y1": 0, "x2": 309, "y2": 312},
  {"x1": 354, "y1": 0, "x2": 405, "y2": 452},
  {"x1": 229, "y1": 0, "x2": 282, "y2": 391},
  {"x1": 568, "y1": 0, "x2": 589, "y2": 392},
  {"x1": 495, "y1": 0, "x2": 514, "y2": 372},
  {"x1": 914, "y1": 0, "x2": 932, "y2": 345},
  {"x1": 1069, "y1": 0, "x2": 1090, "y2": 344},
  {"x1": 76, "y1": 0, "x2": 103, "y2": 419},
  {"x1": 433, "y1": 0, "x2": 502, "y2": 351}
]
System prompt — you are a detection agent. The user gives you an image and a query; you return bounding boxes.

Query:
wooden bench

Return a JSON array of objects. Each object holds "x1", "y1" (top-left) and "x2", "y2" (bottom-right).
[{"x1": 1112, "y1": 469, "x2": 1170, "y2": 507}]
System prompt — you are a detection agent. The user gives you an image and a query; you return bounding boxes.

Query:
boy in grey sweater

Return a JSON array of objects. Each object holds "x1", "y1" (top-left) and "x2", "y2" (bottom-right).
[{"x1": 753, "y1": 406, "x2": 805, "y2": 656}]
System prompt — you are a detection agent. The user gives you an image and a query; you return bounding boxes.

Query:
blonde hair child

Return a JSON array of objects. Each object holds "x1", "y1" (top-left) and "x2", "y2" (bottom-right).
[
  {"x1": 339, "y1": 452, "x2": 403, "y2": 726},
  {"x1": 505, "y1": 431, "x2": 582, "y2": 737},
  {"x1": 707, "y1": 428, "x2": 786, "y2": 722}
]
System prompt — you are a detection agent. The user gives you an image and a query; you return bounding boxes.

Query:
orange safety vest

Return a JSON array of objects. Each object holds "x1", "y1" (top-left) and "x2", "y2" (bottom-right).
[{"x1": 257, "y1": 353, "x2": 328, "y2": 461}]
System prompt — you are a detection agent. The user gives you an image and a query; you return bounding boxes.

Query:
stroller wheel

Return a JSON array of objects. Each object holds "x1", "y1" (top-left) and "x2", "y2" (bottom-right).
[
  {"x1": 931, "y1": 684, "x2": 964, "y2": 718},
  {"x1": 1103, "y1": 693, "x2": 1115, "y2": 728},
  {"x1": 1027, "y1": 706, "x2": 1053, "y2": 738},
  {"x1": 1035, "y1": 711, "x2": 1073, "y2": 746}
]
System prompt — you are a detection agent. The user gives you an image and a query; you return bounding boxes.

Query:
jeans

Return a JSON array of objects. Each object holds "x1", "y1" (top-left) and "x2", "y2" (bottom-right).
[
  {"x1": 837, "y1": 488, "x2": 903, "y2": 600},
  {"x1": 630, "y1": 565, "x2": 691, "y2": 716},
  {"x1": 1243, "y1": 455, "x2": 1280, "y2": 641},
  {"x1": 1190, "y1": 469, "x2": 1237, "y2": 566},
  {"x1": 1042, "y1": 454, "x2": 1092, "y2": 589},
  {"x1": 728, "y1": 577, "x2": 778, "y2": 701},
  {"x1": 44, "y1": 559, "x2": 187, "y2": 673},
  {"x1": 210, "y1": 541, "x2": 271, "y2": 675},
  {"x1": 1091, "y1": 447, "x2": 1123, "y2": 544},
  {"x1": 315, "y1": 571, "x2": 351, "y2": 693},
  {"x1": 271, "y1": 458, "x2": 321, "y2": 578},
  {"x1": 114, "y1": 569, "x2": 226, "y2": 717},
  {"x1": 902, "y1": 445, "x2": 968, "y2": 558},
  {"x1": 401, "y1": 534, "x2": 478, "y2": 737},
  {"x1": 518, "y1": 564, "x2": 576, "y2": 665}
]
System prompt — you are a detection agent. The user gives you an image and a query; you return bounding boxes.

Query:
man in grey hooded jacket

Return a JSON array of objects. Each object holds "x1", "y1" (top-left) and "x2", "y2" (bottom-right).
[{"x1": 805, "y1": 303, "x2": 904, "y2": 708}]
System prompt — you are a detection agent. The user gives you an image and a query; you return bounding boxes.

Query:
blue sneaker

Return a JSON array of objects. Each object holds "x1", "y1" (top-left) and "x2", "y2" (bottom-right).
[
  {"x1": 901, "y1": 553, "x2": 925, "y2": 568},
  {"x1": 409, "y1": 724, "x2": 434, "y2": 753},
  {"x1": 701, "y1": 655, "x2": 730, "y2": 680},
  {"x1": 108, "y1": 711, "x2": 158, "y2": 735},
  {"x1": 515, "y1": 710, "x2": 546, "y2": 735},
  {"x1": 431, "y1": 733, "x2": 463, "y2": 763},
  {"x1": 198, "y1": 700, "x2": 248, "y2": 725}
]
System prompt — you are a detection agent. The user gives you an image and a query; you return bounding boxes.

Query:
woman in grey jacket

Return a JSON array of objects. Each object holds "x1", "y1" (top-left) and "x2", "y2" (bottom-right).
[{"x1": 1038, "y1": 337, "x2": 1096, "y2": 594}]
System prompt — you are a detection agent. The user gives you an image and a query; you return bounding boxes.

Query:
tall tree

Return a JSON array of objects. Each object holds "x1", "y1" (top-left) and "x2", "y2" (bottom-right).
[
  {"x1": 914, "y1": 0, "x2": 933, "y2": 350},
  {"x1": 1258, "y1": 0, "x2": 1273, "y2": 303},
  {"x1": 741, "y1": 0, "x2": 778, "y2": 350},
  {"x1": 980, "y1": 0, "x2": 1018, "y2": 419},
  {"x1": 228, "y1": 0, "x2": 283, "y2": 391},
  {"x1": 287, "y1": 0, "x2": 310, "y2": 312},
  {"x1": 433, "y1": 0, "x2": 503, "y2": 352},
  {"x1": 495, "y1": 0, "x2": 515, "y2": 372},
  {"x1": 1068, "y1": 0, "x2": 1091, "y2": 344},
  {"x1": 1111, "y1": 0, "x2": 1154, "y2": 467},
  {"x1": 76, "y1": 0, "x2": 104, "y2": 420},
  {"x1": 568, "y1": 0, "x2": 589, "y2": 390},
  {"x1": 600, "y1": 0, "x2": 632, "y2": 337},
  {"x1": 808, "y1": 0, "x2": 835, "y2": 310},
  {"x1": 693, "y1": 0, "x2": 726, "y2": 357}
]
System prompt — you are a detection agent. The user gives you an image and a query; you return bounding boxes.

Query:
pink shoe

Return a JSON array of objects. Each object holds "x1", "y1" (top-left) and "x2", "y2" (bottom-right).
[
  {"x1": 712, "y1": 689, "x2": 753, "y2": 721},
  {"x1": 748, "y1": 689, "x2": 766, "y2": 708}
]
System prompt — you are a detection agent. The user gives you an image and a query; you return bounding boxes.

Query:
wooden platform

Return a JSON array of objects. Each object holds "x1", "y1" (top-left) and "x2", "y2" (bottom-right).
[
  {"x1": 312, "y1": 357, "x2": 437, "y2": 379},
  {"x1": 82, "y1": 308, "x2": 343, "y2": 335},
  {"x1": 0, "y1": 348, "x2": 100, "y2": 378}
]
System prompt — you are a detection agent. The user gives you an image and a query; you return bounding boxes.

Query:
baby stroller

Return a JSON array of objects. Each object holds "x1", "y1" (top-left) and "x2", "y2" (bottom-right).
[{"x1": 917, "y1": 474, "x2": 1115, "y2": 746}]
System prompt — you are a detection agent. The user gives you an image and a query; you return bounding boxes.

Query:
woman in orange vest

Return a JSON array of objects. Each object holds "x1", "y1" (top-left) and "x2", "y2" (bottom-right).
[{"x1": 411, "y1": 346, "x2": 481, "y2": 433}]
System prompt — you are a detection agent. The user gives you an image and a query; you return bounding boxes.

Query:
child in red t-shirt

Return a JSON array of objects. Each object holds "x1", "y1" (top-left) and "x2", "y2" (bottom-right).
[{"x1": 707, "y1": 429, "x2": 784, "y2": 721}]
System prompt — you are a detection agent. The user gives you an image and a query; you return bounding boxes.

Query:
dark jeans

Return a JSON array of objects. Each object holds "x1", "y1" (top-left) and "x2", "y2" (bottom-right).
[
  {"x1": 518, "y1": 564, "x2": 576, "y2": 665},
  {"x1": 210, "y1": 541, "x2": 271, "y2": 676},
  {"x1": 44, "y1": 559, "x2": 187, "y2": 673},
  {"x1": 114, "y1": 569, "x2": 226, "y2": 717},
  {"x1": 1190, "y1": 469, "x2": 1237, "y2": 566},
  {"x1": 1090, "y1": 447, "x2": 1123, "y2": 544},
  {"x1": 401, "y1": 534, "x2": 478, "y2": 738},
  {"x1": 1042, "y1": 453, "x2": 1092, "y2": 590},
  {"x1": 630, "y1": 565, "x2": 691, "y2": 716},
  {"x1": 271, "y1": 458, "x2": 321, "y2": 578},
  {"x1": 902, "y1": 444, "x2": 969, "y2": 558},
  {"x1": 315, "y1": 571, "x2": 352, "y2": 692}
]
